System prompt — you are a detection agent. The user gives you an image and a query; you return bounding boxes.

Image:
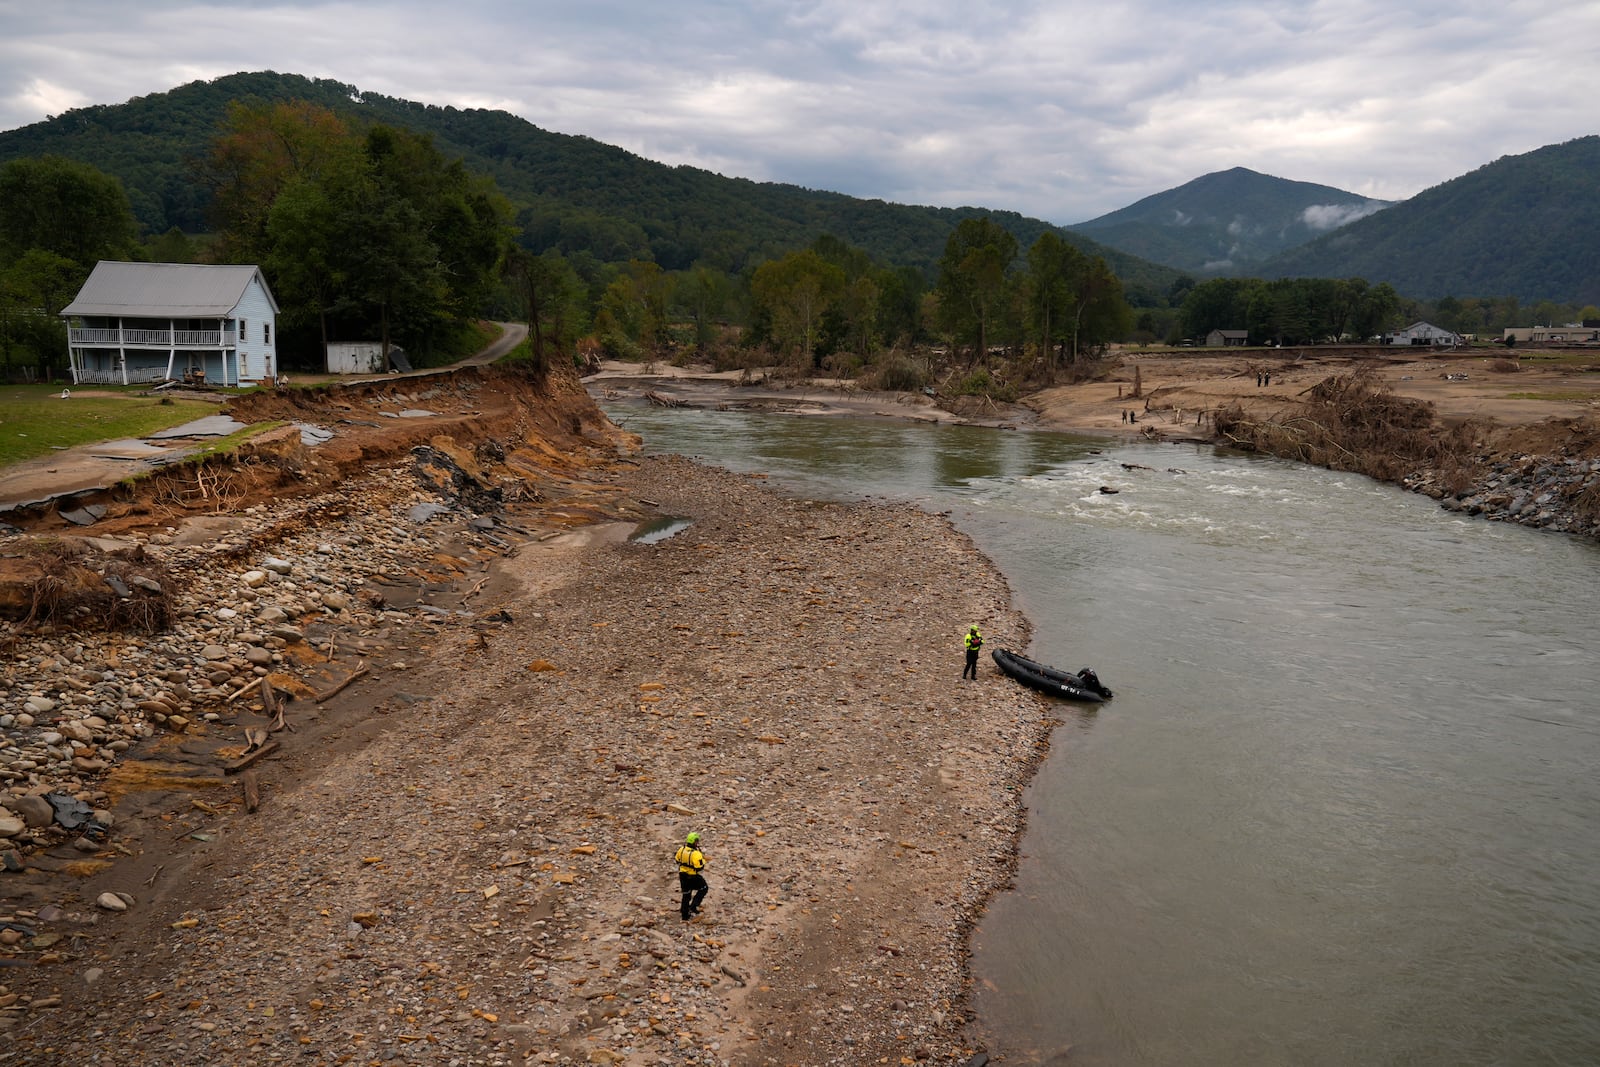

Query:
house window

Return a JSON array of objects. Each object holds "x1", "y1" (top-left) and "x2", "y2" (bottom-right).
[
  {"x1": 239, "y1": 318, "x2": 247, "y2": 343},
  {"x1": 264, "y1": 323, "x2": 271, "y2": 345}
]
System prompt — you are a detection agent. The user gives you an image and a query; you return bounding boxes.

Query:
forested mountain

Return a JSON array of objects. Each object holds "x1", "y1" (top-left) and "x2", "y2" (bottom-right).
[
  {"x1": 1069, "y1": 167, "x2": 1390, "y2": 275},
  {"x1": 0, "y1": 71, "x2": 1182, "y2": 303},
  {"x1": 1259, "y1": 137, "x2": 1600, "y2": 304}
]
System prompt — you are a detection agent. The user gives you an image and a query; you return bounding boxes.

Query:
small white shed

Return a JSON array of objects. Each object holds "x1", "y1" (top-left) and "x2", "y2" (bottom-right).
[
  {"x1": 325, "y1": 342, "x2": 409, "y2": 374},
  {"x1": 325, "y1": 342, "x2": 388, "y2": 375}
]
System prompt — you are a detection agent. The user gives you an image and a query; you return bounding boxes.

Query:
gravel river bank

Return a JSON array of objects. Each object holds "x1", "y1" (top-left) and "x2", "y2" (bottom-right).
[{"x1": 2, "y1": 449, "x2": 1043, "y2": 1067}]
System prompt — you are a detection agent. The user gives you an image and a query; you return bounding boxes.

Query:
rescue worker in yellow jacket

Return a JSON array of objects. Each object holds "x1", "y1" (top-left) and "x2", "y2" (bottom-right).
[
  {"x1": 962, "y1": 625, "x2": 984, "y2": 680},
  {"x1": 675, "y1": 832, "x2": 708, "y2": 921}
]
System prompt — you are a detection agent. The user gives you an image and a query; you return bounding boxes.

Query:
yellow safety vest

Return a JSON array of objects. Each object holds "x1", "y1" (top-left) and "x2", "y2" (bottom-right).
[
  {"x1": 965, "y1": 631, "x2": 983, "y2": 651},
  {"x1": 675, "y1": 845, "x2": 705, "y2": 875}
]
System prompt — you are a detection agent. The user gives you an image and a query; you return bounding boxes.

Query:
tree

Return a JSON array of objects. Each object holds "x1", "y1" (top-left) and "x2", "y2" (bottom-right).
[
  {"x1": 1248, "y1": 282, "x2": 1312, "y2": 345},
  {"x1": 1025, "y1": 232, "x2": 1081, "y2": 369},
  {"x1": 676, "y1": 265, "x2": 731, "y2": 357},
  {"x1": 1028, "y1": 237, "x2": 1132, "y2": 366},
  {"x1": 1324, "y1": 278, "x2": 1371, "y2": 341},
  {"x1": 591, "y1": 260, "x2": 673, "y2": 359},
  {"x1": 1530, "y1": 300, "x2": 1563, "y2": 327},
  {"x1": 0, "y1": 249, "x2": 79, "y2": 378},
  {"x1": 211, "y1": 104, "x2": 513, "y2": 365},
  {"x1": 873, "y1": 266, "x2": 926, "y2": 351},
  {"x1": 1181, "y1": 277, "x2": 1261, "y2": 340},
  {"x1": 346, "y1": 175, "x2": 443, "y2": 364},
  {"x1": 0, "y1": 156, "x2": 140, "y2": 270},
  {"x1": 505, "y1": 246, "x2": 586, "y2": 369},
  {"x1": 265, "y1": 168, "x2": 350, "y2": 355},
  {"x1": 360, "y1": 125, "x2": 513, "y2": 323},
  {"x1": 1433, "y1": 295, "x2": 1469, "y2": 334},
  {"x1": 750, "y1": 250, "x2": 845, "y2": 366},
  {"x1": 835, "y1": 274, "x2": 881, "y2": 358},
  {"x1": 810, "y1": 235, "x2": 880, "y2": 360},
  {"x1": 144, "y1": 227, "x2": 198, "y2": 263},
  {"x1": 1067, "y1": 256, "x2": 1133, "y2": 361},
  {"x1": 1351, "y1": 282, "x2": 1402, "y2": 339},
  {"x1": 208, "y1": 100, "x2": 356, "y2": 262},
  {"x1": 936, "y1": 218, "x2": 1017, "y2": 364}
]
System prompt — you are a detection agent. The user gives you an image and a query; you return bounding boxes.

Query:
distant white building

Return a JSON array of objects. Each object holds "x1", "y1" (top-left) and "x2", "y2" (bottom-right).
[
  {"x1": 60, "y1": 261, "x2": 279, "y2": 386},
  {"x1": 1382, "y1": 321, "x2": 1461, "y2": 347},
  {"x1": 1502, "y1": 324, "x2": 1600, "y2": 344}
]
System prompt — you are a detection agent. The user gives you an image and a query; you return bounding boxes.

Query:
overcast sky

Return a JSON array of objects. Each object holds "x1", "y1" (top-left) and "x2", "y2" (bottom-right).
[{"x1": 1, "y1": 0, "x2": 1594, "y2": 225}]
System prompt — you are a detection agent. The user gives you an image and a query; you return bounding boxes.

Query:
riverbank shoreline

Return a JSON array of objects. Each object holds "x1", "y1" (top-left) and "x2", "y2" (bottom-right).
[
  {"x1": 591, "y1": 349, "x2": 1600, "y2": 543},
  {"x1": 1, "y1": 446, "x2": 1049, "y2": 1066}
]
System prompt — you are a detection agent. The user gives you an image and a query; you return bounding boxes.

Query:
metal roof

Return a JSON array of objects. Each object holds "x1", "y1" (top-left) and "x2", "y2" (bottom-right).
[{"x1": 60, "y1": 261, "x2": 280, "y2": 318}]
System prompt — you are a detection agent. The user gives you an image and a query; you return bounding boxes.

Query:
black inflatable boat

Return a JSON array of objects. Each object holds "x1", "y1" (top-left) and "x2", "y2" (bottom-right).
[{"x1": 991, "y1": 648, "x2": 1114, "y2": 703}]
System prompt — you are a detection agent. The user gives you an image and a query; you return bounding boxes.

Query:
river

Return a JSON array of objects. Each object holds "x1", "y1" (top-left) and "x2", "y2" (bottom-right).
[{"x1": 605, "y1": 402, "x2": 1600, "y2": 1066}]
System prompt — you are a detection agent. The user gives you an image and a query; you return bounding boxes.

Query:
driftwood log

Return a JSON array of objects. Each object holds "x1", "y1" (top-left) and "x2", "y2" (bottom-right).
[
  {"x1": 262, "y1": 680, "x2": 292, "y2": 732},
  {"x1": 315, "y1": 662, "x2": 369, "y2": 703},
  {"x1": 224, "y1": 740, "x2": 279, "y2": 775}
]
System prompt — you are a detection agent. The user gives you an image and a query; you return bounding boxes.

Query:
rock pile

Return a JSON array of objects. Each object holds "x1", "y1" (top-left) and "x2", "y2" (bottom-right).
[
  {"x1": 1407, "y1": 453, "x2": 1600, "y2": 539},
  {"x1": 0, "y1": 459, "x2": 523, "y2": 864}
]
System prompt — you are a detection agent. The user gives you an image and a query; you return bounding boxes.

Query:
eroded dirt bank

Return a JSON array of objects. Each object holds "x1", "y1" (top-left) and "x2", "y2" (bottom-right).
[
  {"x1": 1, "y1": 365, "x2": 1045, "y2": 1066},
  {"x1": 2, "y1": 360, "x2": 613, "y2": 536}
]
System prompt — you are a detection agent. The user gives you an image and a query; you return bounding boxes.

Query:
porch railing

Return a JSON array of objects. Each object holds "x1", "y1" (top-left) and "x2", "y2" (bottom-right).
[{"x1": 70, "y1": 327, "x2": 234, "y2": 347}]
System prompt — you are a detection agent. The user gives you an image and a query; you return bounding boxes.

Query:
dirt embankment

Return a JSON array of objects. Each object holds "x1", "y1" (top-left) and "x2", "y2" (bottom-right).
[{"x1": 3, "y1": 362, "x2": 614, "y2": 540}]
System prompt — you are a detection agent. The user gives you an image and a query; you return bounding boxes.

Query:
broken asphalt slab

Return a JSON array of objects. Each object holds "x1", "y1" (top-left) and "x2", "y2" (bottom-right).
[{"x1": 147, "y1": 415, "x2": 249, "y2": 439}]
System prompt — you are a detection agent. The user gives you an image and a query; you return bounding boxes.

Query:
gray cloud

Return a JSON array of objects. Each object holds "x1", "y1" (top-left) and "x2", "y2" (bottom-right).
[{"x1": 0, "y1": 0, "x2": 1595, "y2": 224}]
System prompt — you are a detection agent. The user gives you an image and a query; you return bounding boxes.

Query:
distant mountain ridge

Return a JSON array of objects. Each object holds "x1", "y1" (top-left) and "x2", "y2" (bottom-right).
[
  {"x1": 4, "y1": 73, "x2": 1596, "y2": 304},
  {"x1": 0, "y1": 71, "x2": 1183, "y2": 301},
  {"x1": 1068, "y1": 167, "x2": 1391, "y2": 274},
  {"x1": 1258, "y1": 136, "x2": 1600, "y2": 304}
]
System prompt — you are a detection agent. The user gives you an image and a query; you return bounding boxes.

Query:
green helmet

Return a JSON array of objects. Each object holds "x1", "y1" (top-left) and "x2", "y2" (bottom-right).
[{"x1": 685, "y1": 832, "x2": 700, "y2": 845}]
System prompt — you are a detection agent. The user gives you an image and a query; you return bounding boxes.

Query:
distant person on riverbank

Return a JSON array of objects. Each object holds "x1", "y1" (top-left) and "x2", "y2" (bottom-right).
[
  {"x1": 675, "y1": 832, "x2": 708, "y2": 921},
  {"x1": 963, "y1": 625, "x2": 984, "y2": 680}
]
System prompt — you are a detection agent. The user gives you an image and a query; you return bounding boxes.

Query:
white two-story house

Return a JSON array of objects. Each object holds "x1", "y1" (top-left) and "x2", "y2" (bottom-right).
[{"x1": 60, "y1": 261, "x2": 279, "y2": 387}]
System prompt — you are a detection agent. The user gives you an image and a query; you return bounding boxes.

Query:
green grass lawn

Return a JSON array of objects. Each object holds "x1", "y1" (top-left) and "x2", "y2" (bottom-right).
[{"x1": 0, "y1": 384, "x2": 219, "y2": 468}]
